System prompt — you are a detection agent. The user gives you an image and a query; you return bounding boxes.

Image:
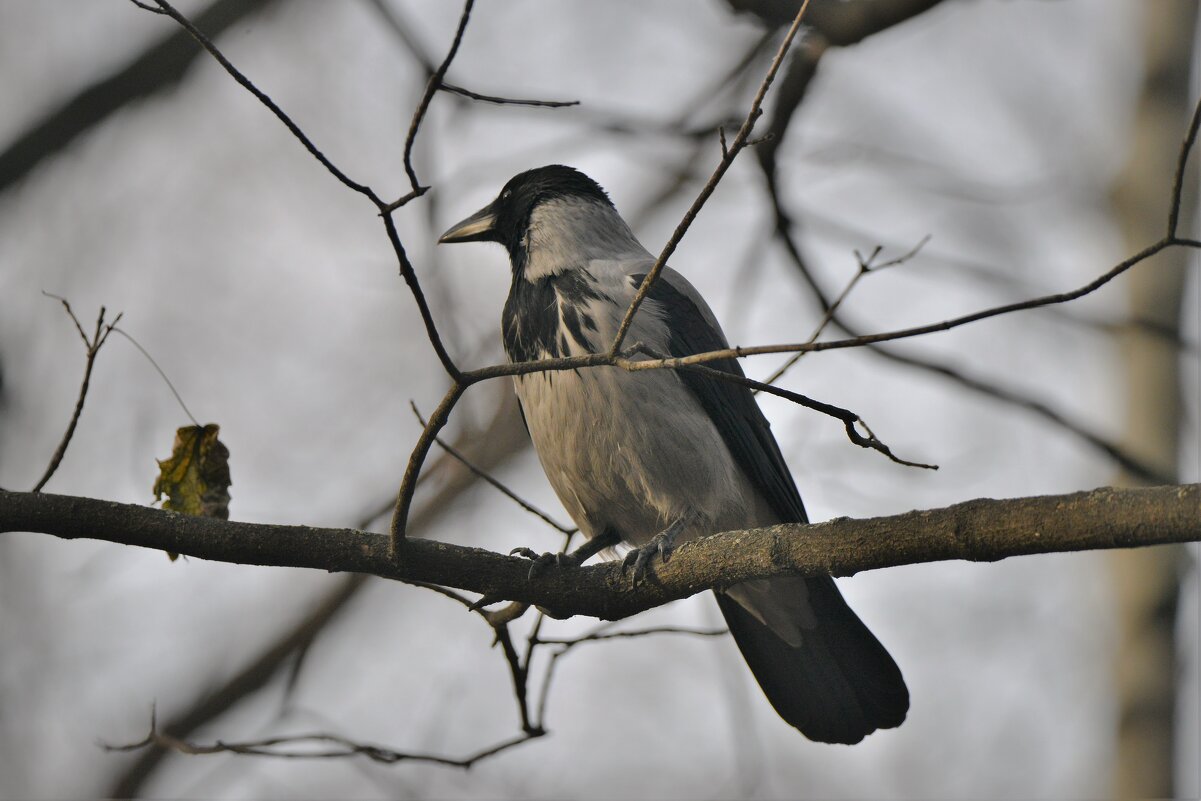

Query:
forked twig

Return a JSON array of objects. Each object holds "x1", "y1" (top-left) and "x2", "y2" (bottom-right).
[
  {"x1": 32, "y1": 295, "x2": 122, "y2": 492},
  {"x1": 400, "y1": 0, "x2": 475, "y2": 194},
  {"x1": 761, "y1": 234, "x2": 931, "y2": 387}
]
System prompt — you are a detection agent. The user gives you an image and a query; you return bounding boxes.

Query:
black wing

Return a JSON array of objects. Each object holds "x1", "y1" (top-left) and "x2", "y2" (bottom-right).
[
  {"x1": 638, "y1": 274, "x2": 808, "y2": 525},
  {"x1": 639, "y1": 273, "x2": 909, "y2": 743}
]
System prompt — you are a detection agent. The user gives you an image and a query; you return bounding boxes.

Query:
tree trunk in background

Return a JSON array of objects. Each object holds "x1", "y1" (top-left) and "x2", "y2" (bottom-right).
[{"x1": 1107, "y1": 2, "x2": 1196, "y2": 797}]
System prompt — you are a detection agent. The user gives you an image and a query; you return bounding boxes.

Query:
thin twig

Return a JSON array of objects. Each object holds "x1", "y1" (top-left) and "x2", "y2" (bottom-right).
[
  {"x1": 532, "y1": 622, "x2": 729, "y2": 729},
  {"x1": 441, "y1": 83, "x2": 579, "y2": 108},
  {"x1": 534, "y1": 626, "x2": 727, "y2": 646},
  {"x1": 136, "y1": 0, "x2": 380, "y2": 203},
  {"x1": 400, "y1": 0, "x2": 475, "y2": 194},
  {"x1": 609, "y1": 0, "x2": 814, "y2": 354},
  {"x1": 378, "y1": 208, "x2": 461, "y2": 379},
  {"x1": 106, "y1": 717, "x2": 542, "y2": 767},
  {"x1": 32, "y1": 298, "x2": 122, "y2": 492},
  {"x1": 664, "y1": 355, "x2": 937, "y2": 470},
  {"x1": 761, "y1": 235, "x2": 930, "y2": 387},
  {"x1": 1167, "y1": 80, "x2": 1201, "y2": 237},
  {"x1": 110, "y1": 327, "x2": 200, "y2": 426},
  {"x1": 767, "y1": 202, "x2": 1175, "y2": 483},
  {"x1": 410, "y1": 401, "x2": 576, "y2": 534},
  {"x1": 531, "y1": 235, "x2": 1201, "y2": 373},
  {"x1": 390, "y1": 381, "x2": 466, "y2": 545},
  {"x1": 450, "y1": 343, "x2": 925, "y2": 467},
  {"x1": 492, "y1": 624, "x2": 540, "y2": 734},
  {"x1": 132, "y1": 0, "x2": 461, "y2": 384}
]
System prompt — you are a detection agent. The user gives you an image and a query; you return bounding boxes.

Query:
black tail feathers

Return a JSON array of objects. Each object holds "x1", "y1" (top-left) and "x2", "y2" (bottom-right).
[{"x1": 716, "y1": 576, "x2": 908, "y2": 744}]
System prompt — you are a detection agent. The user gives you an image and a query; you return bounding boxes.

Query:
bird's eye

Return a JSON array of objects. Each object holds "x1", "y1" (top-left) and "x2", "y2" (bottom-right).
[{"x1": 501, "y1": 189, "x2": 512, "y2": 201}]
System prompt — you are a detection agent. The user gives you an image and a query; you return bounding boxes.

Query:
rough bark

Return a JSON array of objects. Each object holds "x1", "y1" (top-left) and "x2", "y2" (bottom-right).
[{"x1": 2, "y1": 484, "x2": 1198, "y2": 621}]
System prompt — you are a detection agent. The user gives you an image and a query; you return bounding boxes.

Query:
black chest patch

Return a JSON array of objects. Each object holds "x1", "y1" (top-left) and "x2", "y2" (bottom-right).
[{"x1": 503, "y1": 271, "x2": 603, "y2": 363}]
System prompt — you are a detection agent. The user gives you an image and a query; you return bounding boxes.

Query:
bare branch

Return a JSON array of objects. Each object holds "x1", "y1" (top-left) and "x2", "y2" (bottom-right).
[
  {"x1": 135, "y1": 0, "x2": 381, "y2": 203},
  {"x1": 648, "y1": 350, "x2": 936, "y2": 469},
  {"x1": 390, "y1": 381, "x2": 466, "y2": 544},
  {"x1": 474, "y1": 206, "x2": 1187, "y2": 397},
  {"x1": 441, "y1": 83, "x2": 580, "y2": 108},
  {"x1": 106, "y1": 391, "x2": 528, "y2": 796},
  {"x1": 760, "y1": 235, "x2": 930, "y2": 386},
  {"x1": 534, "y1": 626, "x2": 727, "y2": 647},
  {"x1": 132, "y1": 0, "x2": 461, "y2": 384},
  {"x1": 107, "y1": 719, "x2": 542, "y2": 768},
  {"x1": 400, "y1": 0, "x2": 474, "y2": 194},
  {"x1": 609, "y1": 0, "x2": 814, "y2": 354},
  {"x1": 411, "y1": 402, "x2": 576, "y2": 535},
  {"x1": 766, "y1": 203, "x2": 1176, "y2": 484},
  {"x1": 5, "y1": 485, "x2": 1198, "y2": 622},
  {"x1": 31, "y1": 299, "x2": 122, "y2": 492},
  {"x1": 377, "y1": 208, "x2": 461, "y2": 380},
  {"x1": 1167, "y1": 76, "x2": 1201, "y2": 237},
  {"x1": 455, "y1": 347, "x2": 893, "y2": 452}
]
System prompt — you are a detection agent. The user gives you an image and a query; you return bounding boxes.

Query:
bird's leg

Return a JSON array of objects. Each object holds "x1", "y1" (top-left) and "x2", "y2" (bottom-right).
[
  {"x1": 511, "y1": 528, "x2": 622, "y2": 581},
  {"x1": 622, "y1": 509, "x2": 700, "y2": 587}
]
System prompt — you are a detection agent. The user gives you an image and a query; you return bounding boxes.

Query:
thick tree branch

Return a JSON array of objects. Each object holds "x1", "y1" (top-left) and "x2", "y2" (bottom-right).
[
  {"x1": 105, "y1": 387, "x2": 527, "y2": 797},
  {"x1": 4, "y1": 484, "x2": 1197, "y2": 621}
]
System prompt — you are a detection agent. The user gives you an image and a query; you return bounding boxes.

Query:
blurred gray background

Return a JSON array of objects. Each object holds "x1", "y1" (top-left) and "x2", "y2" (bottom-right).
[{"x1": 0, "y1": 1, "x2": 1198, "y2": 798}]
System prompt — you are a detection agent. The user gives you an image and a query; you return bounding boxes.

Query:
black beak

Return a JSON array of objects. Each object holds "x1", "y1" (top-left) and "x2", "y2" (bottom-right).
[{"x1": 438, "y1": 202, "x2": 498, "y2": 244}]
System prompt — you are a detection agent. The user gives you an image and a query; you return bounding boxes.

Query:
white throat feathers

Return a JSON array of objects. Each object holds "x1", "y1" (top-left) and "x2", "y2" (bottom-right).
[{"x1": 521, "y1": 196, "x2": 650, "y2": 282}]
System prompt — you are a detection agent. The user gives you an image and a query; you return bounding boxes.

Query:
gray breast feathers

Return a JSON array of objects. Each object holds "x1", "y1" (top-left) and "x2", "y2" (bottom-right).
[{"x1": 509, "y1": 263, "x2": 778, "y2": 546}]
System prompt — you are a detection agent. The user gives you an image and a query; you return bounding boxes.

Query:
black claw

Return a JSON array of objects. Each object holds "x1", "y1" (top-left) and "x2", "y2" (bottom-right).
[
  {"x1": 511, "y1": 547, "x2": 581, "y2": 581},
  {"x1": 621, "y1": 546, "x2": 655, "y2": 587},
  {"x1": 527, "y1": 552, "x2": 556, "y2": 581},
  {"x1": 621, "y1": 517, "x2": 688, "y2": 587}
]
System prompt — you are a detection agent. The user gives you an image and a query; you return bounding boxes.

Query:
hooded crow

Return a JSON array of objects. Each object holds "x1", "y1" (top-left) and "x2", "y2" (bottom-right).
[{"x1": 440, "y1": 164, "x2": 908, "y2": 744}]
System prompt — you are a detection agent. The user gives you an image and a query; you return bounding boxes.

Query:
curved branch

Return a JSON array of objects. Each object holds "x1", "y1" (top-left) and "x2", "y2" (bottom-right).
[
  {"x1": 4, "y1": 484, "x2": 1197, "y2": 622},
  {"x1": 400, "y1": 0, "x2": 474, "y2": 194},
  {"x1": 134, "y1": 0, "x2": 462, "y2": 381},
  {"x1": 139, "y1": 0, "x2": 381, "y2": 202}
]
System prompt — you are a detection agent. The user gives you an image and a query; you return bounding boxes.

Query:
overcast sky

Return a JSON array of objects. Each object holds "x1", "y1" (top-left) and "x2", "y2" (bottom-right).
[{"x1": 1, "y1": 1, "x2": 1198, "y2": 798}]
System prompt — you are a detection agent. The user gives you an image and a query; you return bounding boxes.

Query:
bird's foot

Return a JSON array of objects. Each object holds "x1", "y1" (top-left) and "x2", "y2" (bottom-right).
[
  {"x1": 622, "y1": 511, "x2": 696, "y2": 587},
  {"x1": 510, "y1": 529, "x2": 621, "y2": 582},
  {"x1": 510, "y1": 547, "x2": 583, "y2": 581}
]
